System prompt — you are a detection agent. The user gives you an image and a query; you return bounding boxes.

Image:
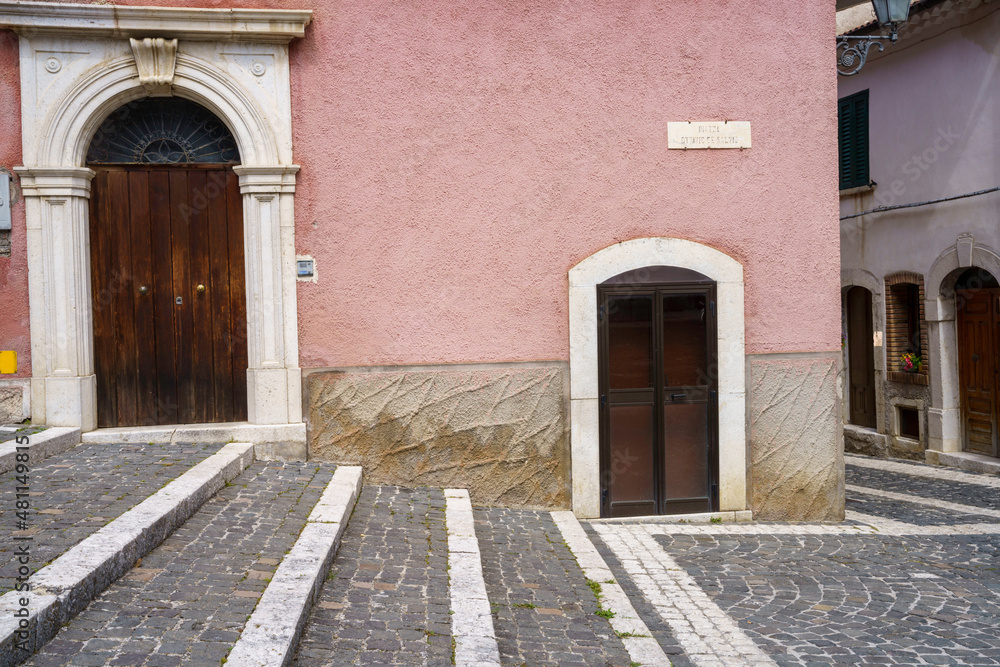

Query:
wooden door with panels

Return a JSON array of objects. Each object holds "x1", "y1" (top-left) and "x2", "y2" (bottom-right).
[
  {"x1": 87, "y1": 98, "x2": 248, "y2": 427},
  {"x1": 597, "y1": 267, "x2": 719, "y2": 518},
  {"x1": 957, "y1": 270, "x2": 1000, "y2": 458},
  {"x1": 846, "y1": 286, "x2": 877, "y2": 428}
]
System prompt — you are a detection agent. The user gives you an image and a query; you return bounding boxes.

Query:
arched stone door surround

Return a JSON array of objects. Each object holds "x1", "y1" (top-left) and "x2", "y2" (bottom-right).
[
  {"x1": 841, "y1": 269, "x2": 885, "y2": 431},
  {"x1": 926, "y1": 240, "x2": 1000, "y2": 458},
  {"x1": 568, "y1": 238, "x2": 747, "y2": 518},
  {"x1": 2, "y1": 4, "x2": 311, "y2": 437}
]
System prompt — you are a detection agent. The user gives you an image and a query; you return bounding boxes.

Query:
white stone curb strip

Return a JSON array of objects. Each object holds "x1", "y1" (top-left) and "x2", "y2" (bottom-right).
[
  {"x1": 551, "y1": 511, "x2": 671, "y2": 667},
  {"x1": 593, "y1": 523, "x2": 777, "y2": 667},
  {"x1": 846, "y1": 453, "x2": 1000, "y2": 488},
  {"x1": 0, "y1": 442, "x2": 254, "y2": 666},
  {"x1": 225, "y1": 466, "x2": 363, "y2": 667},
  {"x1": 445, "y1": 489, "x2": 501, "y2": 667},
  {"x1": 847, "y1": 483, "x2": 1000, "y2": 520},
  {"x1": 0, "y1": 427, "x2": 81, "y2": 474}
]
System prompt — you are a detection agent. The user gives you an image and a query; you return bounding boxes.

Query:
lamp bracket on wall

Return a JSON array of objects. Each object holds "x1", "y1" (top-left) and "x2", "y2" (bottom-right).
[{"x1": 837, "y1": 30, "x2": 897, "y2": 76}]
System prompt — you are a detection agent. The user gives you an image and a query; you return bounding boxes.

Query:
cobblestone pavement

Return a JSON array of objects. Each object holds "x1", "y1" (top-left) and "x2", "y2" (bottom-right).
[
  {"x1": 292, "y1": 486, "x2": 453, "y2": 667},
  {"x1": 0, "y1": 442, "x2": 222, "y2": 593},
  {"x1": 475, "y1": 508, "x2": 634, "y2": 667},
  {"x1": 25, "y1": 461, "x2": 334, "y2": 667},
  {"x1": 847, "y1": 461, "x2": 1000, "y2": 513},
  {"x1": 588, "y1": 456, "x2": 1000, "y2": 666}
]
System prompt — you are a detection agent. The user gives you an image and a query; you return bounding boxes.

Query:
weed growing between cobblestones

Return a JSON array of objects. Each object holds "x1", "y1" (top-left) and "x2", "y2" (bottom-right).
[
  {"x1": 586, "y1": 578, "x2": 617, "y2": 619},
  {"x1": 615, "y1": 630, "x2": 650, "y2": 639},
  {"x1": 511, "y1": 602, "x2": 536, "y2": 609}
]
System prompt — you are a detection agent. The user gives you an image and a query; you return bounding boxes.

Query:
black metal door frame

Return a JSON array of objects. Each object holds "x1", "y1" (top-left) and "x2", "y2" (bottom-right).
[{"x1": 597, "y1": 281, "x2": 719, "y2": 518}]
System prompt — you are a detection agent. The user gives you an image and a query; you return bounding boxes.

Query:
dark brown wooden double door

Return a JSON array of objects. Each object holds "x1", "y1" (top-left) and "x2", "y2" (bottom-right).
[
  {"x1": 846, "y1": 286, "x2": 877, "y2": 428},
  {"x1": 89, "y1": 166, "x2": 248, "y2": 427},
  {"x1": 958, "y1": 288, "x2": 1000, "y2": 457},
  {"x1": 598, "y1": 284, "x2": 718, "y2": 517}
]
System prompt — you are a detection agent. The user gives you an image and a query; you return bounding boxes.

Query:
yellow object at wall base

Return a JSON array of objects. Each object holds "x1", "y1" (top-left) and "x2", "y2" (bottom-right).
[{"x1": 0, "y1": 351, "x2": 16, "y2": 374}]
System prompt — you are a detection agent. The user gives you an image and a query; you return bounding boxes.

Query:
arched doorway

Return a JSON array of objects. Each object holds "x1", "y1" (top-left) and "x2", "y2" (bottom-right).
[
  {"x1": 955, "y1": 267, "x2": 1000, "y2": 457},
  {"x1": 845, "y1": 286, "x2": 876, "y2": 428},
  {"x1": 597, "y1": 266, "x2": 719, "y2": 517},
  {"x1": 86, "y1": 98, "x2": 248, "y2": 427}
]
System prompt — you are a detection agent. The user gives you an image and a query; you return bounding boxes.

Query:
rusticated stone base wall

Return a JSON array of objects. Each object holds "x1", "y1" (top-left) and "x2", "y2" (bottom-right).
[
  {"x1": 749, "y1": 353, "x2": 844, "y2": 521},
  {"x1": 0, "y1": 386, "x2": 23, "y2": 424},
  {"x1": 306, "y1": 365, "x2": 569, "y2": 509}
]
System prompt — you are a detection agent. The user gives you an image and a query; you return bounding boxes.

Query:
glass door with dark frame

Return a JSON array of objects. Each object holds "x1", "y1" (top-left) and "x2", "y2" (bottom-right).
[{"x1": 598, "y1": 283, "x2": 719, "y2": 518}]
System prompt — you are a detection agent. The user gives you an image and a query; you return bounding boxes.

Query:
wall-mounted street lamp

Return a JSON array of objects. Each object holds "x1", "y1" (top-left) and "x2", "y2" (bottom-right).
[{"x1": 837, "y1": 0, "x2": 910, "y2": 75}]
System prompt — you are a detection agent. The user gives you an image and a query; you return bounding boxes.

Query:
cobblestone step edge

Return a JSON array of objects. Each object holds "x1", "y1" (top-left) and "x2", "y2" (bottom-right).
[
  {"x1": 225, "y1": 465, "x2": 363, "y2": 667},
  {"x1": 0, "y1": 428, "x2": 81, "y2": 474},
  {"x1": 445, "y1": 489, "x2": 501, "y2": 667},
  {"x1": 551, "y1": 511, "x2": 672, "y2": 667},
  {"x1": 0, "y1": 441, "x2": 255, "y2": 666}
]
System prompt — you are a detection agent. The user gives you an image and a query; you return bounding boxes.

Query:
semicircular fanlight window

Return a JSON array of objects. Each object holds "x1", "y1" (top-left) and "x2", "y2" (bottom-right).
[{"x1": 86, "y1": 98, "x2": 240, "y2": 165}]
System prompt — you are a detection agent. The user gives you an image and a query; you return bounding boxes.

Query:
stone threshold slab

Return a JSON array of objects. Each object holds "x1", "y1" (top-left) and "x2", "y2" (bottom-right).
[
  {"x1": 552, "y1": 511, "x2": 671, "y2": 667},
  {"x1": 225, "y1": 465, "x2": 363, "y2": 667},
  {"x1": 0, "y1": 442, "x2": 254, "y2": 666},
  {"x1": 445, "y1": 489, "x2": 501, "y2": 667},
  {"x1": 935, "y1": 451, "x2": 1000, "y2": 476},
  {"x1": 588, "y1": 510, "x2": 754, "y2": 524},
  {"x1": 81, "y1": 422, "x2": 306, "y2": 459},
  {"x1": 0, "y1": 428, "x2": 80, "y2": 474}
]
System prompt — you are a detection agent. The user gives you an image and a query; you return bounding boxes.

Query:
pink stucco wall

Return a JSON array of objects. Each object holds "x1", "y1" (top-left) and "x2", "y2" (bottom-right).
[
  {"x1": 290, "y1": 1, "x2": 841, "y2": 366},
  {"x1": 0, "y1": 29, "x2": 29, "y2": 378},
  {"x1": 0, "y1": 1, "x2": 841, "y2": 375}
]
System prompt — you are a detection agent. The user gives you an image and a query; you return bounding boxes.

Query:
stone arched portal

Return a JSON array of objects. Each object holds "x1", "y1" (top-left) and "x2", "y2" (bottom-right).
[
  {"x1": 0, "y1": 3, "x2": 311, "y2": 442},
  {"x1": 568, "y1": 238, "x2": 747, "y2": 518},
  {"x1": 925, "y1": 239, "x2": 1000, "y2": 459}
]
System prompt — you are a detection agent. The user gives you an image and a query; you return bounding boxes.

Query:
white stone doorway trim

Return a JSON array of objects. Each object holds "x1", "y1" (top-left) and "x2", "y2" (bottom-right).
[
  {"x1": 568, "y1": 237, "x2": 747, "y2": 518},
  {"x1": 840, "y1": 269, "x2": 885, "y2": 432},
  {"x1": 0, "y1": 2, "x2": 311, "y2": 438},
  {"x1": 925, "y1": 240, "x2": 1000, "y2": 459}
]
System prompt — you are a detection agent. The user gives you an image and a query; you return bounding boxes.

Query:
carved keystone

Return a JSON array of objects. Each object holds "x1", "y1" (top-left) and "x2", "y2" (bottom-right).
[
  {"x1": 956, "y1": 234, "x2": 974, "y2": 268},
  {"x1": 130, "y1": 37, "x2": 178, "y2": 96}
]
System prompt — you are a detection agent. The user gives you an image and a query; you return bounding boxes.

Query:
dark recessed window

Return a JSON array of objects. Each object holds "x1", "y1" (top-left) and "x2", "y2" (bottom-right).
[
  {"x1": 839, "y1": 90, "x2": 869, "y2": 190},
  {"x1": 898, "y1": 406, "x2": 920, "y2": 440}
]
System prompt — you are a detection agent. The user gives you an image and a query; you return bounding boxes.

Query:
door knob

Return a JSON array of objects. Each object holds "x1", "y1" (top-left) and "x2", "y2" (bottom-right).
[
  {"x1": 196, "y1": 284, "x2": 206, "y2": 293},
  {"x1": 138, "y1": 286, "x2": 149, "y2": 295}
]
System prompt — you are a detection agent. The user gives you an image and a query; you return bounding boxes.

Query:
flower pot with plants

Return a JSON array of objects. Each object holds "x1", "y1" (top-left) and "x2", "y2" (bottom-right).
[{"x1": 900, "y1": 352, "x2": 922, "y2": 373}]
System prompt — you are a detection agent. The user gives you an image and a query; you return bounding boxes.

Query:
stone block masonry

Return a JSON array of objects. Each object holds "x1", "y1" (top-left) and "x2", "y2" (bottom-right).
[{"x1": 307, "y1": 366, "x2": 569, "y2": 509}]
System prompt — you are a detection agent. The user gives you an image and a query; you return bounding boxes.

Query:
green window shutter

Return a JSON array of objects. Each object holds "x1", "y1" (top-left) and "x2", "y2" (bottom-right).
[{"x1": 838, "y1": 90, "x2": 869, "y2": 190}]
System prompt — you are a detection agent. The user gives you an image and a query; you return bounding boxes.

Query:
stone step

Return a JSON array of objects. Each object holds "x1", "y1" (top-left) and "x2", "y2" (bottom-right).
[
  {"x1": 0, "y1": 442, "x2": 226, "y2": 597},
  {"x1": 0, "y1": 442, "x2": 254, "y2": 666},
  {"x1": 19, "y1": 457, "x2": 346, "y2": 667},
  {"x1": 225, "y1": 466, "x2": 362, "y2": 666},
  {"x1": 292, "y1": 486, "x2": 453, "y2": 666},
  {"x1": 473, "y1": 507, "x2": 643, "y2": 667},
  {"x1": 0, "y1": 427, "x2": 81, "y2": 474}
]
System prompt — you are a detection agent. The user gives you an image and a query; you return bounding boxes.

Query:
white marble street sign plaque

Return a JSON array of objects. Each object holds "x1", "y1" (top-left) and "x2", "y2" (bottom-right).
[{"x1": 667, "y1": 121, "x2": 751, "y2": 149}]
